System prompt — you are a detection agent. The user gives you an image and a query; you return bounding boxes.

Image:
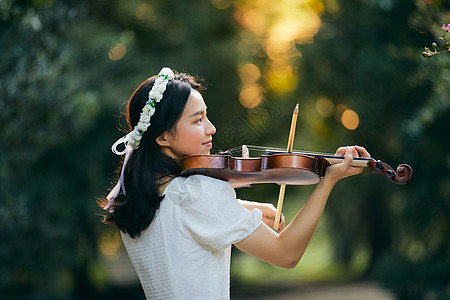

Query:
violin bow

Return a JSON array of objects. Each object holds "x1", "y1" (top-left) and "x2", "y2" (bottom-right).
[{"x1": 274, "y1": 103, "x2": 299, "y2": 232}]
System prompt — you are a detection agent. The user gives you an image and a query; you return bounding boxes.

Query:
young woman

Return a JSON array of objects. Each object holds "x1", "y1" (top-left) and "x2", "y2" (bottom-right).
[{"x1": 100, "y1": 67, "x2": 370, "y2": 299}]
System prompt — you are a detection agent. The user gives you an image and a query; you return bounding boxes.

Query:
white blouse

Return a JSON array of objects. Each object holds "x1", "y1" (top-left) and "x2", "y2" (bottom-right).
[{"x1": 121, "y1": 175, "x2": 263, "y2": 299}]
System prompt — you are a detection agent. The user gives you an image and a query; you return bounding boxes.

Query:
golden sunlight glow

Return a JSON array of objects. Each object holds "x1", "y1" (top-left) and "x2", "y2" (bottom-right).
[
  {"x1": 265, "y1": 39, "x2": 293, "y2": 61},
  {"x1": 267, "y1": 64, "x2": 297, "y2": 94},
  {"x1": 316, "y1": 97, "x2": 334, "y2": 117},
  {"x1": 270, "y1": 14, "x2": 321, "y2": 43},
  {"x1": 108, "y1": 43, "x2": 126, "y2": 61},
  {"x1": 234, "y1": 8, "x2": 266, "y2": 35},
  {"x1": 295, "y1": 13, "x2": 322, "y2": 43},
  {"x1": 271, "y1": 19, "x2": 304, "y2": 42},
  {"x1": 239, "y1": 64, "x2": 261, "y2": 84},
  {"x1": 239, "y1": 84, "x2": 263, "y2": 108},
  {"x1": 341, "y1": 109, "x2": 360, "y2": 130},
  {"x1": 233, "y1": 0, "x2": 324, "y2": 95}
]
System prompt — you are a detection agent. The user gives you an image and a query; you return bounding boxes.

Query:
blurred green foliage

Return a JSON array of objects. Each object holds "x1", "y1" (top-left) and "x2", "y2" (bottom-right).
[
  {"x1": 298, "y1": 2, "x2": 450, "y2": 299},
  {"x1": 0, "y1": 0, "x2": 448, "y2": 299}
]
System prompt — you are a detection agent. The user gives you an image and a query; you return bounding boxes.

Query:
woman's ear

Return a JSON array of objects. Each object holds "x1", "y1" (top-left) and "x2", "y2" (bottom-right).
[{"x1": 155, "y1": 131, "x2": 171, "y2": 147}]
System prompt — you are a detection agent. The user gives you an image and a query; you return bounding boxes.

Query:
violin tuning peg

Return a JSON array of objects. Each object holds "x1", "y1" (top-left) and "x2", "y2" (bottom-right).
[
  {"x1": 376, "y1": 160, "x2": 384, "y2": 170},
  {"x1": 386, "y1": 169, "x2": 396, "y2": 179}
]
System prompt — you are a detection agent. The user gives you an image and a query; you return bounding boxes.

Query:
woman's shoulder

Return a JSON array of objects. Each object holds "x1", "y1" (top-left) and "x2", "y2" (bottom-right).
[
  {"x1": 165, "y1": 175, "x2": 235, "y2": 206},
  {"x1": 170, "y1": 174, "x2": 232, "y2": 190}
]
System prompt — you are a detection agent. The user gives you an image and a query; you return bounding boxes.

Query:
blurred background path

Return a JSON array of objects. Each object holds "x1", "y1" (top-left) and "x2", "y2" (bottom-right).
[{"x1": 233, "y1": 282, "x2": 394, "y2": 300}]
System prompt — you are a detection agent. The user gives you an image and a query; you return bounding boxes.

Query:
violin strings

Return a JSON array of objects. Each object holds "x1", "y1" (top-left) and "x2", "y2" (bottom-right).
[
  {"x1": 223, "y1": 145, "x2": 335, "y2": 156},
  {"x1": 221, "y1": 145, "x2": 373, "y2": 161}
]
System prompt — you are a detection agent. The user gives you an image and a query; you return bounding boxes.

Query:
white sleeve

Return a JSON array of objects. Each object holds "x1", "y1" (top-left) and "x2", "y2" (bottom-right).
[{"x1": 174, "y1": 175, "x2": 262, "y2": 251}]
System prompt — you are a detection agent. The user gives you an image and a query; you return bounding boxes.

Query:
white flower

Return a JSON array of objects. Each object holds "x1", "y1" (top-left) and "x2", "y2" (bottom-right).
[
  {"x1": 142, "y1": 104, "x2": 156, "y2": 116},
  {"x1": 155, "y1": 77, "x2": 163, "y2": 85},
  {"x1": 131, "y1": 130, "x2": 142, "y2": 141},
  {"x1": 140, "y1": 113, "x2": 151, "y2": 123},
  {"x1": 155, "y1": 84, "x2": 167, "y2": 94},
  {"x1": 159, "y1": 67, "x2": 174, "y2": 80},
  {"x1": 149, "y1": 90, "x2": 163, "y2": 102},
  {"x1": 142, "y1": 104, "x2": 150, "y2": 113},
  {"x1": 154, "y1": 92, "x2": 163, "y2": 102},
  {"x1": 148, "y1": 90, "x2": 158, "y2": 99},
  {"x1": 127, "y1": 132, "x2": 138, "y2": 148},
  {"x1": 128, "y1": 128, "x2": 143, "y2": 148},
  {"x1": 137, "y1": 121, "x2": 150, "y2": 132}
]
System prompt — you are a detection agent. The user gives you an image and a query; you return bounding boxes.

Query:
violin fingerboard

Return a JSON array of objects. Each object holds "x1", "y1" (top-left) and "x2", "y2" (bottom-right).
[{"x1": 325, "y1": 157, "x2": 369, "y2": 167}]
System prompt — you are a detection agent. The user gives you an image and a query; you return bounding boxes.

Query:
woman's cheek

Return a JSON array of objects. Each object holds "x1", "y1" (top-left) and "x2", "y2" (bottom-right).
[{"x1": 184, "y1": 127, "x2": 202, "y2": 149}]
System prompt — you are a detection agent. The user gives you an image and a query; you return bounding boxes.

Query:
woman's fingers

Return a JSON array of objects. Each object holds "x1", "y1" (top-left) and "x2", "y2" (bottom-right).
[
  {"x1": 338, "y1": 149, "x2": 354, "y2": 174},
  {"x1": 355, "y1": 145, "x2": 371, "y2": 158},
  {"x1": 278, "y1": 213, "x2": 286, "y2": 231},
  {"x1": 335, "y1": 146, "x2": 347, "y2": 156},
  {"x1": 262, "y1": 213, "x2": 285, "y2": 231},
  {"x1": 335, "y1": 146, "x2": 356, "y2": 157},
  {"x1": 335, "y1": 145, "x2": 371, "y2": 159},
  {"x1": 240, "y1": 201, "x2": 286, "y2": 231},
  {"x1": 328, "y1": 146, "x2": 372, "y2": 181},
  {"x1": 262, "y1": 216, "x2": 275, "y2": 227}
]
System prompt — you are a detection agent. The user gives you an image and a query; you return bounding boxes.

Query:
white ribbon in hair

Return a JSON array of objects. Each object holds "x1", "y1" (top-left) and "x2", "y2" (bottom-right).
[{"x1": 104, "y1": 135, "x2": 134, "y2": 212}]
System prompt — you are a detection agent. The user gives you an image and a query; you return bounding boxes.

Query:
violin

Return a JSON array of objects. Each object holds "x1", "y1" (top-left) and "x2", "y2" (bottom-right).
[
  {"x1": 181, "y1": 145, "x2": 413, "y2": 188},
  {"x1": 181, "y1": 103, "x2": 412, "y2": 231}
]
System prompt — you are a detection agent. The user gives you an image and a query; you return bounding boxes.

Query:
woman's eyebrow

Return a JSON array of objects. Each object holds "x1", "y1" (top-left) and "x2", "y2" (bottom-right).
[{"x1": 189, "y1": 107, "x2": 207, "y2": 118}]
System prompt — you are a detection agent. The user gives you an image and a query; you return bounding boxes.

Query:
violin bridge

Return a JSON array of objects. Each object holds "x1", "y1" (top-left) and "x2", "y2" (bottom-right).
[{"x1": 242, "y1": 145, "x2": 249, "y2": 158}]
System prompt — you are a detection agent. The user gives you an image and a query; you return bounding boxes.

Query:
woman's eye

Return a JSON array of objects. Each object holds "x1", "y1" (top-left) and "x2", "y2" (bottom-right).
[{"x1": 195, "y1": 117, "x2": 202, "y2": 123}]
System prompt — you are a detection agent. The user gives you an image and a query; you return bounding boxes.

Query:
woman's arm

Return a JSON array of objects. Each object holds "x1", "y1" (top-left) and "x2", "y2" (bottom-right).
[{"x1": 235, "y1": 146, "x2": 370, "y2": 269}]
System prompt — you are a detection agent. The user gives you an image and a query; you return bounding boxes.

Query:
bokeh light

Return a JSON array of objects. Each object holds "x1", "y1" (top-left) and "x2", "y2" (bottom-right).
[
  {"x1": 316, "y1": 97, "x2": 334, "y2": 117},
  {"x1": 98, "y1": 231, "x2": 122, "y2": 259},
  {"x1": 239, "y1": 63, "x2": 261, "y2": 84},
  {"x1": 334, "y1": 103, "x2": 348, "y2": 123},
  {"x1": 341, "y1": 109, "x2": 359, "y2": 130},
  {"x1": 211, "y1": 0, "x2": 232, "y2": 10},
  {"x1": 265, "y1": 39, "x2": 296, "y2": 61},
  {"x1": 234, "y1": 8, "x2": 266, "y2": 35},
  {"x1": 108, "y1": 43, "x2": 126, "y2": 60},
  {"x1": 120, "y1": 30, "x2": 135, "y2": 44},
  {"x1": 239, "y1": 84, "x2": 263, "y2": 108},
  {"x1": 234, "y1": 0, "x2": 324, "y2": 97},
  {"x1": 267, "y1": 63, "x2": 297, "y2": 94},
  {"x1": 135, "y1": 3, "x2": 156, "y2": 21}
]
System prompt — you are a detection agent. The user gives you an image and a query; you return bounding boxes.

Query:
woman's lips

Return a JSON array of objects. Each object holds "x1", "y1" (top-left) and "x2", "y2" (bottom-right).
[{"x1": 202, "y1": 140, "x2": 212, "y2": 147}]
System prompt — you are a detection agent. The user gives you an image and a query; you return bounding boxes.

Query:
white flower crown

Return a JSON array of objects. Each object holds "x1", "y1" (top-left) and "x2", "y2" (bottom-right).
[
  {"x1": 126, "y1": 67, "x2": 175, "y2": 150},
  {"x1": 105, "y1": 67, "x2": 174, "y2": 212}
]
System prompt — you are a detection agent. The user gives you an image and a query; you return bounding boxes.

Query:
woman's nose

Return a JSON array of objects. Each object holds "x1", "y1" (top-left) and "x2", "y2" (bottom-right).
[{"x1": 206, "y1": 118, "x2": 216, "y2": 135}]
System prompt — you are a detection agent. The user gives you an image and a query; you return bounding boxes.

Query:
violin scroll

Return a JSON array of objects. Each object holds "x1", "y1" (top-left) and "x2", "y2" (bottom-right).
[{"x1": 367, "y1": 160, "x2": 413, "y2": 184}]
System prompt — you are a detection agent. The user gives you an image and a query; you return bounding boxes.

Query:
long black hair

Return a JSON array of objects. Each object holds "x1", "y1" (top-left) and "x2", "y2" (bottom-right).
[{"x1": 100, "y1": 71, "x2": 204, "y2": 238}]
